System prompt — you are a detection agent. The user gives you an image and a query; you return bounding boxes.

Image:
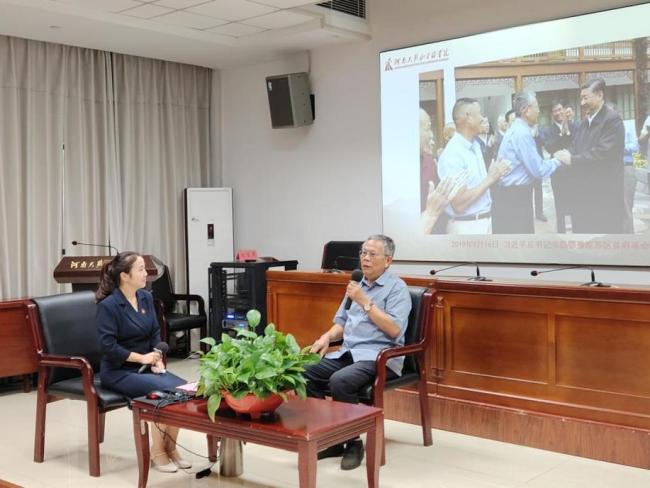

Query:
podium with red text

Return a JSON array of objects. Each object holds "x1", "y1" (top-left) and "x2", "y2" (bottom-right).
[{"x1": 53, "y1": 255, "x2": 159, "y2": 292}]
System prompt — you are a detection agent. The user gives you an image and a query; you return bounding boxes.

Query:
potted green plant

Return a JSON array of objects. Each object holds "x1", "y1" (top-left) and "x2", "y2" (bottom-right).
[{"x1": 196, "y1": 310, "x2": 321, "y2": 421}]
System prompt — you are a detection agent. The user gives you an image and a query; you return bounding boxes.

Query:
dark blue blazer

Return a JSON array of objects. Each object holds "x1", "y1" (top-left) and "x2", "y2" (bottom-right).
[{"x1": 97, "y1": 288, "x2": 160, "y2": 386}]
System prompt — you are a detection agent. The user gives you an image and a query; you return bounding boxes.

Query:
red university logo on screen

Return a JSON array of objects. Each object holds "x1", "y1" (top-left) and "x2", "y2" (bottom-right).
[{"x1": 384, "y1": 48, "x2": 449, "y2": 71}]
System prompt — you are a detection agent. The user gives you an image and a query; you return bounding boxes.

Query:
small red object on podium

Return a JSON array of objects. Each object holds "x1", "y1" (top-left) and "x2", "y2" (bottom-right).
[{"x1": 236, "y1": 249, "x2": 258, "y2": 262}]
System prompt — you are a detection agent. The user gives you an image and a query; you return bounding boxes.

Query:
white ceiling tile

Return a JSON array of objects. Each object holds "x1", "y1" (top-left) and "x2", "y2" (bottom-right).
[
  {"x1": 188, "y1": 0, "x2": 277, "y2": 22},
  {"x1": 252, "y1": 0, "x2": 319, "y2": 8},
  {"x1": 54, "y1": 0, "x2": 146, "y2": 13},
  {"x1": 242, "y1": 10, "x2": 313, "y2": 29},
  {"x1": 152, "y1": 0, "x2": 210, "y2": 9},
  {"x1": 153, "y1": 10, "x2": 227, "y2": 29},
  {"x1": 207, "y1": 22, "x2": 265, "y2": 37},
  {"x1": 120, "y1": 3, "x2": 174, "y2": 19}
]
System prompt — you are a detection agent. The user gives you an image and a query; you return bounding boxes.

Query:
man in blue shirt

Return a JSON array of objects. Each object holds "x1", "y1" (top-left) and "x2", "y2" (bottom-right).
[
  {"x1": 494, "y1": 92, "x2": 570, "y2": 233},
  {"x1": 437, "y1": 98, "x2": 511, "y2": 234},
  {"x1": 305, "y1": 234, "x2": 411, "y2": 470}
]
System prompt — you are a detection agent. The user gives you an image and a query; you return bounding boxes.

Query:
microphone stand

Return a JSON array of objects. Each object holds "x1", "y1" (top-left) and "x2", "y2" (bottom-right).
[
  {"x1": 530, "y1": 265, "x2": 610, "y2": 287},
  {"x1": 468, "y1": 264, "x2": 491, "y2": 281},
  {"x1": 582, "y1": 269, "x2": 610, "y2": 287},
  {"x1": 71, "y1": 240, "x2": 119, "y2": 256},
  {"x1": 430, "y1": 262, "x2": 492, "y2": 282}
]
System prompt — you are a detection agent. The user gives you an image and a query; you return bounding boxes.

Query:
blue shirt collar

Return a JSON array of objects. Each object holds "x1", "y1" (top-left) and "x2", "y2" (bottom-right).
[{"x1": 362, "y1": 269, "x2": 391, "y2": 288}]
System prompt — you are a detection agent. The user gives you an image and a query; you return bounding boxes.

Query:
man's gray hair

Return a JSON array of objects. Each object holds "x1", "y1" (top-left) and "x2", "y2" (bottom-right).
[
  {"x1": 366, "y1": 234, "x2": 395, "y2": 257},
  {"x1": 513, "y1": 91, "x2": 537, "y2": 117}
]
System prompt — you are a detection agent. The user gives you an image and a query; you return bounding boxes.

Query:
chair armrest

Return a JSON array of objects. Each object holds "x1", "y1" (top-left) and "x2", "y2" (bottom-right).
[
  {"x1": 170, "y1": 293, "x2": 205, "y2": 316},
  {"x1": 375, "y1": 340, "x2": 426, "y2": 369},
  {"x1": 39, "y1": 353, "x2": 93, "y2": 371},
  {"x1": 373, "y1": 340, "x2": 427, "y2": 398},
  {"x1": 39, "y1": 353, "x2": 98, "y2": 398}
]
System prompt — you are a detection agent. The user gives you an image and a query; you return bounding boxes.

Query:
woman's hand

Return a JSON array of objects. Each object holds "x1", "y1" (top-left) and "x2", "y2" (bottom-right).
[{"x1": 140, "y1": 351, "x2": 161, "y2": 365}]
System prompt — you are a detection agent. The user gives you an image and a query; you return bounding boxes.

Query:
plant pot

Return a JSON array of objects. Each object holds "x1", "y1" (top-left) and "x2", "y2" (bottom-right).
[{"x1": 223, "y1": 392, "x2": 285, "y2": 419}]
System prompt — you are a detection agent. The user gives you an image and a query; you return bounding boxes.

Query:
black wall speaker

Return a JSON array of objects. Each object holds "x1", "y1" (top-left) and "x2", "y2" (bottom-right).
[{"x1": 265, "y1": 72, "x2": 314, "y2": 128}]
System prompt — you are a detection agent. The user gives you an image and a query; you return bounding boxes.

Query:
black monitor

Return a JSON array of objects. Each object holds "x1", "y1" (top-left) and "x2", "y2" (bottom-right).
[{"x1": 321, "y1": 241, "x2": 363, "y2": 271}]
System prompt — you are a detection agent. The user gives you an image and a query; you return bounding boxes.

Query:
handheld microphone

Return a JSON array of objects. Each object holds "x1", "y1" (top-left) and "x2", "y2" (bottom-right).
[
  {"x1": 530, "y1": 265, "x2": 610, "y2": 287},
  {"x1": 137, "y1": 341, "x2": 169, "y2": 374},
  {"x1": 71, "y1": 240, "x2": 119, "y2": 256},
  {"x1": 345, "y1": 269, "x2": 364, "y2": 310},
  {"x1": 430, "y1": 262, "x2": 492, "y2": 282}
]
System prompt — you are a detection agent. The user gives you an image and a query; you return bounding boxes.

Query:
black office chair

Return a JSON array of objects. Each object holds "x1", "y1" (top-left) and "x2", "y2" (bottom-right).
[
  {"x1": 321, "y1": 241, "x2": 363, "y2": 271},
  {"x1": 151, "y1": 264, "x2": 207, "y2": 354},
  {"x1": 29, "y1": 291, "x2": 128, "y2": 477},
  {"x1": 328, "y1": 286, "x2": 433, "y2": 464}
]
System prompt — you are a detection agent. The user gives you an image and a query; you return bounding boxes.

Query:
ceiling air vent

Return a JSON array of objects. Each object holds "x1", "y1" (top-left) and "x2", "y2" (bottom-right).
[{"x1": 317, "y1": 0, "x2": 366, "y2": 19}]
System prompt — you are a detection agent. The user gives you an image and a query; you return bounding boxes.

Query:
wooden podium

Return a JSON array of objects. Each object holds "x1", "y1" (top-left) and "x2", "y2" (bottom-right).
[{"x1": 53, "y1": 255, "x2": 159, "y2": 292}]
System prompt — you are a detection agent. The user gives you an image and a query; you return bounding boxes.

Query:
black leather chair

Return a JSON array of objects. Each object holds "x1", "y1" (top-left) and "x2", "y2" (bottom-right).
[
  {"x1": 321, "y1": 241, "x2": 363, "y2": 271},
  {"x1": 28, "y1": 291, "x2": 128, "y2": 477},
  {"x1": 329, "y1": 286, "x2": 433, "y2": 464},
  {"x1": 151, "y1": 264, "x2": 207, "y2": 354}
]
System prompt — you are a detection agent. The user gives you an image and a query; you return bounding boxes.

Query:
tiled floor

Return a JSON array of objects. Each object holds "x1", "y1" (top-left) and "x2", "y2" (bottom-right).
[{"x1": 2, "y1": 358, "x2": 650, "y2": 487}]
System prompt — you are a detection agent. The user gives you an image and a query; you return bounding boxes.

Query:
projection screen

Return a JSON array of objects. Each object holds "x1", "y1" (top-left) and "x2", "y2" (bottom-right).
[{"x1": 380, "y1": 3, "x2": 650, "y2": 265}]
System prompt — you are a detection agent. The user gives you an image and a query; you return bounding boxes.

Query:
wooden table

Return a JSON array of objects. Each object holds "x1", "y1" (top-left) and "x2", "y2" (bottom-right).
[
  {"x1": 0, "y1": 300, "x2": 37, "y2": 391},
  {"x1": 131, "y1": 397, "x2": 383, "y2": 488}
]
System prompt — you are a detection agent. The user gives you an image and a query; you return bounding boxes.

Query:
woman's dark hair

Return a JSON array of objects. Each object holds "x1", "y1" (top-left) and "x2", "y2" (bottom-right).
[{"x1": 95, "y1": 251, "x2": 140, "y2": 302}]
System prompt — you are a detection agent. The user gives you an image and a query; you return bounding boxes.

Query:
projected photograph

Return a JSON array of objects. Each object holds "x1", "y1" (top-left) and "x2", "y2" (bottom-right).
[
  {"x1": 380, "y1": 4, "x2": 650, "y2": 265},
  {"x1": 422, "y1": 39, "x2": 650, "y2": 236}
]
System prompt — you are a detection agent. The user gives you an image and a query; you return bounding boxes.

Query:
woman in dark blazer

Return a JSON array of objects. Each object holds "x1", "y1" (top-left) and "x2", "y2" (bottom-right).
[{"x1": 96, "y1": 251, "x2": 190, "y2": 473}]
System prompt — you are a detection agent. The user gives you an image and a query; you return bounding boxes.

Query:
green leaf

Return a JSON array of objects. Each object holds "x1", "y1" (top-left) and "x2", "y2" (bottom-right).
[
  {"x1": 200, "y1": 337, "x2": 216, "y2": 347},
  {"x1": 207, "y1": 393, "x2": 222, "y2": 422},
  {"x1": 285, "y1": 333, "x2": 300, "y2": 353},
  {"x1": 246, "y1": 309, "x2": 261, "y2": 328},
  {"x1": 236, "y1": 328, "x2": 258, "y2": 339}
]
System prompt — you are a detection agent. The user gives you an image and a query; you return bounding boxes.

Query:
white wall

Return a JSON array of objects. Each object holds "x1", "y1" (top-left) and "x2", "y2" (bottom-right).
[{"x1": 220, "y1": 0, "x2": 650, "y2": 286}]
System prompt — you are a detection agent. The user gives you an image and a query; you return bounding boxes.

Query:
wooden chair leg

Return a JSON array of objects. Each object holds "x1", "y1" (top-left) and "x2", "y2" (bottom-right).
[
  {"x1": 372, "y1": 392, "x2": 387, "y2": 466},
  {"x1": 33, "y1": 381, "x2": 47, "y2": 463},
  {"x1": 380, "y1": 418, "x2": 386, "y2": 466},
  {"x1": 417, "y1": 365, "x2": 432, "y2": 446},
  {"x1": 87, "y1": 401, "x2": 101, "y2": 477},
  {"x1": 99, "y1": 413, "x2": 106, "y2": 443}
]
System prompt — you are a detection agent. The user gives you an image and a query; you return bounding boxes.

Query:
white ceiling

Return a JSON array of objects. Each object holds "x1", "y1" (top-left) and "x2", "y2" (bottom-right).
[{"x1": 0, "y1": 0, "x2": 369, "y2": 68}]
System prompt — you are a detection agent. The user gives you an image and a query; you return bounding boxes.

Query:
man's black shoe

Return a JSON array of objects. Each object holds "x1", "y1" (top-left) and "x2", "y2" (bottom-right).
[
  {"x1": 317, "y1": 443, "x2": 345, "y2": 460},
  {"x1": 536, "y1": 214, "x2": 548, "y2": 222},
  {"x1": 341, "y1": 439, "x2": 364, "y2": 470}
]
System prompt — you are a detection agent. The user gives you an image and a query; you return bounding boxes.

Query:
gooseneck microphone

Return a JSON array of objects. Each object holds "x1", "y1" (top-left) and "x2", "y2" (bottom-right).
[
  {"x1": 344, "y1": 269, "x2": 364, "y2": 310},
  {"x1": 137, "y1": 341, "x2": 169, "y2": 374},
  {"x1": 530, "y1": 265, "x2": 610, "y2": 287},
  {"x1": 71, "y1": 240, "x2": 119, "y2": 256},
  {"x1": 430, "y1": 262, "x2": 492, "y2": 282}
]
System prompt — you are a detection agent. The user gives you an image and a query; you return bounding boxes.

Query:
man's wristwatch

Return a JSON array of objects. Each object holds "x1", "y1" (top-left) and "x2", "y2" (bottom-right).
[{"x1": 363, "y1": 300, "x2": 373, "y2": 313}]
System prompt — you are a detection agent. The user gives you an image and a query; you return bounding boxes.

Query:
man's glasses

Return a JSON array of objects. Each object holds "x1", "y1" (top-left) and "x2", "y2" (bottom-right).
[{"x1": 359, "y1": 250, "x2": 385, "y2": 259}]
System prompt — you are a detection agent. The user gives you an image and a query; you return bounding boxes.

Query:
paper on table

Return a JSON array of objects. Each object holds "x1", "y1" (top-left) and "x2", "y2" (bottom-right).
[{"x1": 176, "y1": 381, "x2": 198, "y2": 394}]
